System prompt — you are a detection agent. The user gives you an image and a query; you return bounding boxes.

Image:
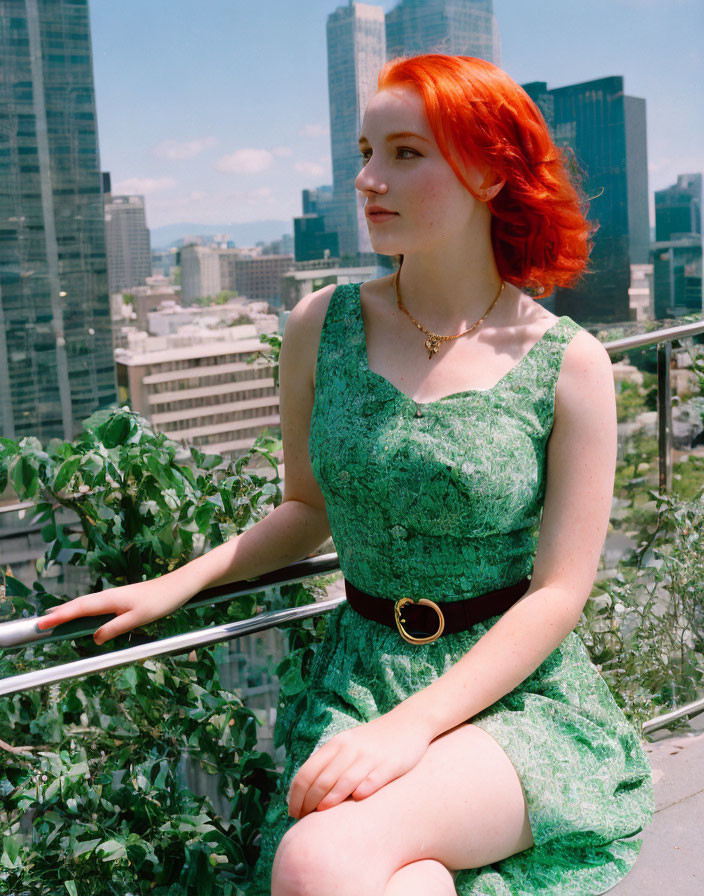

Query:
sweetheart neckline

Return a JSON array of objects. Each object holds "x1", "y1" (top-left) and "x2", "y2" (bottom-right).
[{"x1": 354, "y1": 282, "x2": 566, "y2": 407}]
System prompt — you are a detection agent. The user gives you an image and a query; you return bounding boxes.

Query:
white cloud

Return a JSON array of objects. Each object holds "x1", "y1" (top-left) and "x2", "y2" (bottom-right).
[
  {"x1": 189, "y1": 190, "x2": 207, "y2": 201},
  {"x1": 272, "y1": 146, "x2": 293, "y2": 157},
  {"x1": 294, "y1": 161, "x2": 326, "y2": 177},
  {"x1": 216, "y1": 148, "x2": 274, "y2": 174},
  {"x1": 247, "y1": 187, "x2": 273, "y2": 200},
  {"x1": 113, "y1": 177, "x2": 176, "y2": 194},
  {"x1": 299, "y1": 123, "x2": 329, "y2": 138},
  {"x1": 153, "y1": 136, "x2": 217, "y2": 161}
]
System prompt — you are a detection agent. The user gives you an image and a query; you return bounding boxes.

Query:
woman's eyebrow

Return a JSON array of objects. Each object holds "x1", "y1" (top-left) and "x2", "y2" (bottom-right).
[{"x1": 358, "y1": 131, "x2": 431, "y2": 147}]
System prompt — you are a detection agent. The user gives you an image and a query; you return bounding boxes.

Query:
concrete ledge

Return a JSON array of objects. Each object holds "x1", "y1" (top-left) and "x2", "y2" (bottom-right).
[{"x1": 607, "y1": 727, "x2": 704, "y2": 894}]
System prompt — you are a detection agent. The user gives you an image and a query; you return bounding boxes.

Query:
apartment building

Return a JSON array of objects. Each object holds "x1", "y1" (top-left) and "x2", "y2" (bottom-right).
[{"x1": 116, "y1": 324, "x2": 279, "y2": 457}]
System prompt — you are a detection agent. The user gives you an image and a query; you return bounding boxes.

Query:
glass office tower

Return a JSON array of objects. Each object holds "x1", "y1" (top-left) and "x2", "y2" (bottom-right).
[
  {"x1": 523, "y1": 77, "x2": 649, "y2": 323},
  {"x1": 652, "y1": 174, "x2": 703, "y2": 317},
  {"x1": 0, "y1": 0, "x2": 116, "y2": 441},
  {"x1": 386, "y1": 0, "x2": 500, "y2": 64},
  {"x1": 326, "y1": 2, "x2": 386, "y2": 261},
  {"x1": 655, "y1": 173, "x2": 702, "y2": 242}
]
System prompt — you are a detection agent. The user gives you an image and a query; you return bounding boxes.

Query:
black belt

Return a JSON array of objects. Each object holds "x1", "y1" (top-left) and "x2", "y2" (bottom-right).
[{"x1": 344, "y1": 576, "x2": 532, "y2": 644}]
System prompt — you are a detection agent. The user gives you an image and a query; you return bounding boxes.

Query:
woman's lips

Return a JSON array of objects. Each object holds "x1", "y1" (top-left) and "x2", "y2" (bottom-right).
[{"x1": 366, "y1": 211, "x2": 398, "y2": 222}]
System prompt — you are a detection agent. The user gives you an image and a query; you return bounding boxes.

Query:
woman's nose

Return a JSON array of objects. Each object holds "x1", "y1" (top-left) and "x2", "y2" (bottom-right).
[{"x1": 354, "y1": 158, "x2": 387, "y2": 195}]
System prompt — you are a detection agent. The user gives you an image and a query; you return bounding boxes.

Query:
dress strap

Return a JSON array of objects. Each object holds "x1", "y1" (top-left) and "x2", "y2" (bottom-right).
[
  {"x1": 313, "y1": 282, "x2": 365, "y2": 396},
  {"x1": 534, "y1": 315, "x2": 585, "y2": 427}
]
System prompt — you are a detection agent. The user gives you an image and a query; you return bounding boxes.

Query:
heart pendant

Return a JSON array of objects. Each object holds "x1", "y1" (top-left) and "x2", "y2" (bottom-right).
[{"x1": 424, "y1": 335, "x2": 440, "y2": 359}]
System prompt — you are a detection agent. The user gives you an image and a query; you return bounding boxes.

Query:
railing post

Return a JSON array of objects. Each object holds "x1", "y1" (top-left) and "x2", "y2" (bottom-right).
[{"x1": 657, "y1": 341, "x2": 673, "y2": 493}]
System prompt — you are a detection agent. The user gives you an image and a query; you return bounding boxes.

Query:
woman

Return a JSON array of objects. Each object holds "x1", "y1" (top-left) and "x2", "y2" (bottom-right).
[{"x1": 38, "y1": 56, "x2": 654, "y2": 895}]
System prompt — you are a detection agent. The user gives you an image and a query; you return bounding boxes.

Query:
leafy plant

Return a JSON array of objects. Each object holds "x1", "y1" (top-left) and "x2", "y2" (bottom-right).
[
  {"x1": 578, "y1": 485, "x2": 704, "y2": 732},
  {"x1": 0, "y1": 408, "x2": 326, "y2": 895},
  {"x1": 247, "y1": 333, "x2": 282, "y2": 389}
]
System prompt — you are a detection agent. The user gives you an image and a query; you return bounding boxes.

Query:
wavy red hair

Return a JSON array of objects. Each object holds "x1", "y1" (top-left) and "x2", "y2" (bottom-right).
[{"x1": 376, "y1": 54, "x2": 597, "y2": 298}]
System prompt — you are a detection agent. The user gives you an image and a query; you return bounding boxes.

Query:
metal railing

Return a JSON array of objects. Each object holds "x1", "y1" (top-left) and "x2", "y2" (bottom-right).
[{"x1": 2, "y1": 318, "x2": 704, "y2": 737}]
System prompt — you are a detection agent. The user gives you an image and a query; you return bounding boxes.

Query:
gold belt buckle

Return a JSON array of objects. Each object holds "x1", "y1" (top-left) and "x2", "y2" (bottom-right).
[{"x1": 394, "y1": 596, "x2": 445, "y2": 645}]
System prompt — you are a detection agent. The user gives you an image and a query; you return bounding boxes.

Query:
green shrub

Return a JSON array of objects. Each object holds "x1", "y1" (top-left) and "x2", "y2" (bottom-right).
[{"x1": 0, "y1": 407, "x2": 325, "y2": 895}]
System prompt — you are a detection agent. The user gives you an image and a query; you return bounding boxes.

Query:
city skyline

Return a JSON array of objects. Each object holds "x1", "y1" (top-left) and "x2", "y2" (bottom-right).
[{"x1": 89, "y1": 0, "x2": 703, "y2": 237}]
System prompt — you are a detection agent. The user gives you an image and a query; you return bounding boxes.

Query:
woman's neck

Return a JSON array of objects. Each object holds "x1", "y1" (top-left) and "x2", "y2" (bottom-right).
[{"x1": 395, "y1": 246, "x2": 507, "y2": 332}]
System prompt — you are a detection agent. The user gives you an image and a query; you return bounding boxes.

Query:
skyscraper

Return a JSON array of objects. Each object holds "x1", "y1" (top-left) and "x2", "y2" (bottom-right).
[
  {"x1": 652, "y1": 173, "x2": 703, "y2": 317},
  {"x1": 294, "y1": 186, "x2": 339, "y2": 262},
  {"x1": 655, "y1": 173, "x2": 702, "y2": 241},
  {"x1": 0, "y1": 0, "x2": 116, "y2": 441},
  {"x1": 386, "y1": 0, "x2": 500, "y2": 64},
  {"x1": 326, "y1": 2, "x2": 386, "y2": 261},
  {"x1": 104, "y1": 192, "x2": 152, "y2": 295},
  {"x1": 523, "y1": 77, "x2": 649, "y2": 323}
]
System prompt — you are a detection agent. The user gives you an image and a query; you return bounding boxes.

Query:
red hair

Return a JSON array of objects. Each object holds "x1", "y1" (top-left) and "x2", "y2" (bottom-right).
[{"x1": 376, "y1": 55, "x2": 597, "y2": 298}]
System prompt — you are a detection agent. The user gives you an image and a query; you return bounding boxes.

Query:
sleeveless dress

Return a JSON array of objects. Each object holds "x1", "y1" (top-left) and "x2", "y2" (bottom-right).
[{"x1": 247, "y1": 281, "x2": 655, "y2": 895}]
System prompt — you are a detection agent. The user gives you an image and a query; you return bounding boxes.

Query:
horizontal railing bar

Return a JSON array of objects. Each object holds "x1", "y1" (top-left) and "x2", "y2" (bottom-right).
[
  {"x1": 0, "y1": 500, "x2": 38, "y2": 516},
  {"x1": 600, "y1": 318, "x2": 704, "y2": 353},
  {"x1": 642, "y1": 695, "x2": 704, "y2": 735},
  {"x1": 0, "y1": 593, "x2": 346, "y2": 698},
  {"x1": 0, "y1": 552, "x2": 342, "y2": 649},
  {"x1": 2, "y1": 552, "x2": 702, "y2": 735}
]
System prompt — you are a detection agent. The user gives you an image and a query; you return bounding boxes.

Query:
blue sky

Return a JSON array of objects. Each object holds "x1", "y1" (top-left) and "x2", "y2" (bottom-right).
[{"x1": 89, "y1": 0, "x2": 703, "y2": 235}]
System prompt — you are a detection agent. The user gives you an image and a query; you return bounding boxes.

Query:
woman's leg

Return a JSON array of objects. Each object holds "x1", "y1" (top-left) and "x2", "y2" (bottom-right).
[
  {"x1": 383, "y1": 859, "x2": 458, "y2": 896},
  {"x1": 270, "y1": 722, "x2": 534, "y2": 896}
]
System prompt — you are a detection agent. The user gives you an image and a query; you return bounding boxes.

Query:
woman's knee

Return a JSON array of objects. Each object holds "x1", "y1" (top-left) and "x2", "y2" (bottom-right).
[
  {"x1": 384, "y1": 859, "x2": 457, "y2": 896},
  {"x1": 271, "y1": 813, "x2": 366, "y2": 896}
]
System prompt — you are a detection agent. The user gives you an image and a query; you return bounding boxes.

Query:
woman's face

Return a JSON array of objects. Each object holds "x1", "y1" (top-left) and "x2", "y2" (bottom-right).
[{"x1": 355, "y1": 85, "x2": 490, "y2": 257}]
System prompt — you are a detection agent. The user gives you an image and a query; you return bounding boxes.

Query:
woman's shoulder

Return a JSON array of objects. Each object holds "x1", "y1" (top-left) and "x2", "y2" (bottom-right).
[
  {"x1": 509, "y1": 295, "x2": 608, "y2": 393},
  {"x1": 554, "y1": 319, "x2": 614, "y2": 421},
  {"x1": 282, "y1": 282, "x2": 351, "y2": 381}
]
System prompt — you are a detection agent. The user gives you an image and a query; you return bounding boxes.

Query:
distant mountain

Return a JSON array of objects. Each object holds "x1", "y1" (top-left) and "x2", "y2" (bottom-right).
[{"x1": 151, "y1": 220, "x2": 293, "y2": 249}]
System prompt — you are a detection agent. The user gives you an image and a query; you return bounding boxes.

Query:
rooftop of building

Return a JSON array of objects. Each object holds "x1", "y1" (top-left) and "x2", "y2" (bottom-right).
[
  {"x1": 283, "y1": 263, "x2": 377, "y2": 281},
  {"x1": 115, "y1": 325, "x2": 265, "y2": 365}
]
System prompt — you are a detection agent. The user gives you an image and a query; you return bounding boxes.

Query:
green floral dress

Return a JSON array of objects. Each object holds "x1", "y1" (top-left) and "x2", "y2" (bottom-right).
[{"x1": 247, "y1": 282, "x2": 654, "y2": 895}]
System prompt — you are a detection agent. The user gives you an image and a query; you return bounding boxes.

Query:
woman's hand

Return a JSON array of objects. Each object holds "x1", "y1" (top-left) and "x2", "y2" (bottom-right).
[
  {"x1": 286, "y1": 710, "x2": 434, "y2": 820},
  {"x1": 34, "y1": 575, "x2": 195, "y2": 646}
]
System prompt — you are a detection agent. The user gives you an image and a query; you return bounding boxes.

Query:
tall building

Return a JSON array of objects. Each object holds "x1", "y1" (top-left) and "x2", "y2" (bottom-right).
[
  {"x1": 294, "y1": 185, "x2": 340, "y2": 262},
  {"x1": 523, "y1": 77, "x2": 649, "y2": 323},
  {"x1": 651, "y1": 238, "x2": 702, "y2": 318},
  {"x1": 651, "y1": 175, "x2": 702, "y2": 317},
  {"x1": 386, "y1": 0, "x2": 500, "y2": 63},
  {"x1": 180, "y1": 244, "x2": 222, "y2": 303},
  {"x1": 326, "y1": 2, "x2": 386, "y2": 261},
  {"x1": 104, "y1": 192, "x2": 152, "y2": 294},
  {"x1": 233, "y1": 255, "x2": 294, "y2": 305},
  {"x1": 0, "y1": 0, "x2": 117, "y2": 440},
  {"x1": 655, "y1": 173, "x2": 702, "y2": 241}
]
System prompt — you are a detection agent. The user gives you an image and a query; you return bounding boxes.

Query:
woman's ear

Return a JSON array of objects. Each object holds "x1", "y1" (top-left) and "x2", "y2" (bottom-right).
[{"x1": 479, "y1": 170, "x2": 506, "y2": 201}]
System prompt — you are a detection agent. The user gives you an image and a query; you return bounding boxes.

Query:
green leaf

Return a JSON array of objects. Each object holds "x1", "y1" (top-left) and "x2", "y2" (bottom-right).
[
  {"x1": 96, "y1": 838, "x2": 127, "y2": 861},
  {"x1": 64, "y1": 883, "x2": 78, "y2": 896},
  {"x1": 11, "y1": 456, "x2": 38, "y2": 498},
  {"x1": 71, "y1": 838, "x2": 101, "y2": 858},
  {"x1": 54, "y1": 456, "x2": 82, "y2": 492},
  {"x1": 194, "y1": 504, "x2": 214, "y2": 531},
  {"x1": 102, "y1": 414, "x2": 131, "y2": 449},
  {"x1": 4, "y1": 574, "x2": 32, "y2": 597}
]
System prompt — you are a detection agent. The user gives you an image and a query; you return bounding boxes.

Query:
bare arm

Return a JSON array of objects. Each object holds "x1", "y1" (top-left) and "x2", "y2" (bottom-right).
[
  {"x1": 174, "y1": 285, "x2": 335, "y2": 594},
  {"x1": 388, "y1": 329, "x2": 618, "y2": 738},
  {"x1": 37, "y1": 285, "x2": 337, "y2": 642}
]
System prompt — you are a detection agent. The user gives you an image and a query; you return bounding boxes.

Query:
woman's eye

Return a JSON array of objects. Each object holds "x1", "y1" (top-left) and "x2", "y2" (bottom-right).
[{"x1": 359, "y1": 147, "x2": 418, "y2": 165}]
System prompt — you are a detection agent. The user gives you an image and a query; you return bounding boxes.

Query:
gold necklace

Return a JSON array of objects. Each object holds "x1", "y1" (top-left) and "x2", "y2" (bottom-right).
[{"x1": 394, "y1": 268, "x2": 506, "y2": 360}]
